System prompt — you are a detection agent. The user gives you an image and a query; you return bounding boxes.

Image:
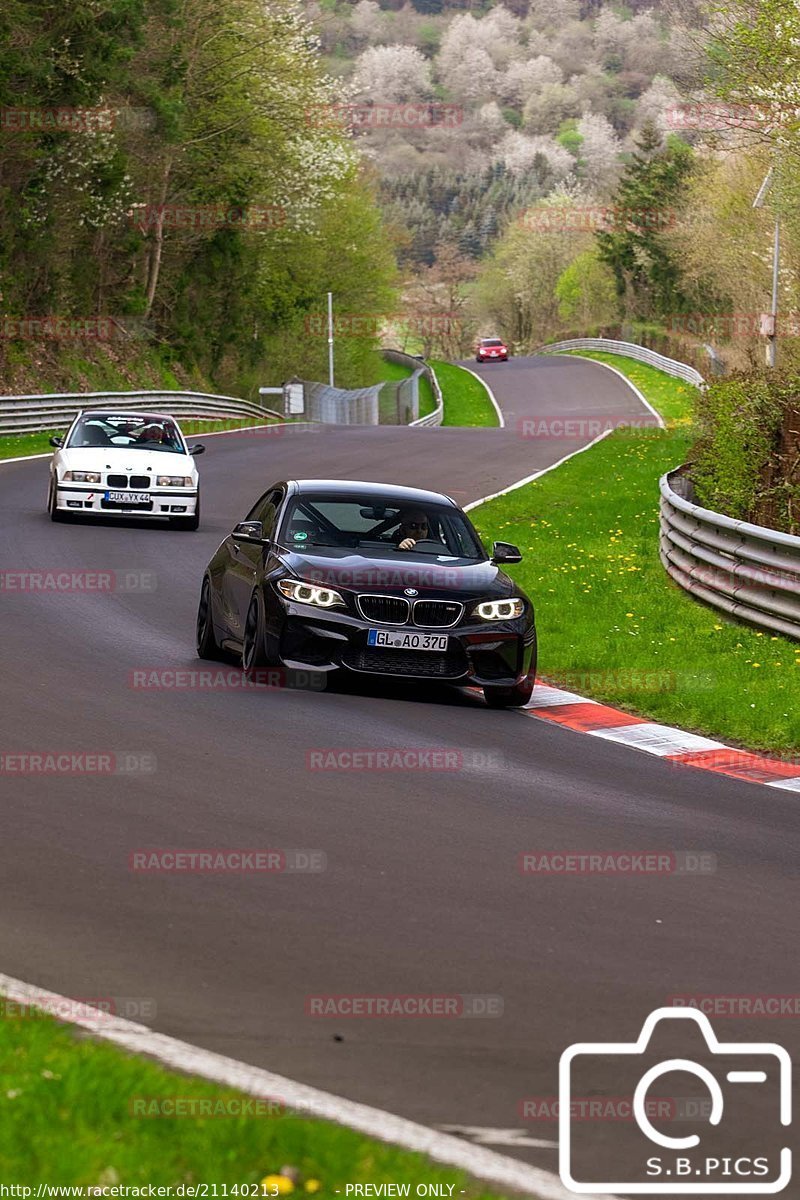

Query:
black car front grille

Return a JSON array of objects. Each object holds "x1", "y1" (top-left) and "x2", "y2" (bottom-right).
[
  {"x1": 343, "y1": 646, "x2": 468, "y2": 679},
  {"x1": 130, "y1": 475, "x2": 150, "y2": 489},
  {"x1": 107, "y1": 474, "x2": 128, "y2": 488},
  {"x1": 356, "y1": 595, "x2": 410, "y2": 624},
  {"x1": 412, "y1": 600, "x2": 463, "y2": 628}
]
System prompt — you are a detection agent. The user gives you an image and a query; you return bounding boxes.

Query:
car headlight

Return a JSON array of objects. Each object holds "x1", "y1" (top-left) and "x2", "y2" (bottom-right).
[
  {"x1": 277, "y1": 579, "x2": 345, "y2": 608},
  {"x1": 475, "y1": 597, "x2": 525, "y2": 621},
  {"x1": 157, "y1": 475, "x2": 193, "y2": 486},
  {"x1": 63, "y1": 471, "x2": 101, "y2": 483}
]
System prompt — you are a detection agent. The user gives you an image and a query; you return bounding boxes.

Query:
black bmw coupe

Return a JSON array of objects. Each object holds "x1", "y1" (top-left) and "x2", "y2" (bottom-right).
[{"x1": 196, "y1": 479, "x2": 537, "y2": 706}]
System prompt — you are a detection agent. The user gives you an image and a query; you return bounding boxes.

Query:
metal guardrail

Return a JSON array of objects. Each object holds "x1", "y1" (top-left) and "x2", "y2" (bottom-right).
[
  {"x1": 381, "y1": 350, "x2": 444, "y2": 427},
  {"x1": 542, "y1": 338, "x2": 706, "y2": 388},
  {"x1": 660, "y1": 467, "x2": 800, "y2": 640},
  {"x1": 0, "y1": 390, "x2": 281, "y2": 436}
]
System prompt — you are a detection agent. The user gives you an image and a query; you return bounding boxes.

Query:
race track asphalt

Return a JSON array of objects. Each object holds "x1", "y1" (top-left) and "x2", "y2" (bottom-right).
[{"x1": 1, "y1": 355, "x2": 797, "y2": 1192}]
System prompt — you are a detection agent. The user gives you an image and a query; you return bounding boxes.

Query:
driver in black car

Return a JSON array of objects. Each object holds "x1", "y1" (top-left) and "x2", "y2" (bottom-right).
[{"x1": 393, "y1": 507, "x2": 429, "y2": 550}]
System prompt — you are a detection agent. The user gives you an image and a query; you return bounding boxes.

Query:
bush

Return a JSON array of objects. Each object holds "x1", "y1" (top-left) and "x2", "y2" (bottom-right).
[{"x1": 691, "y1": 371, "x2": 800, "y2": 533}]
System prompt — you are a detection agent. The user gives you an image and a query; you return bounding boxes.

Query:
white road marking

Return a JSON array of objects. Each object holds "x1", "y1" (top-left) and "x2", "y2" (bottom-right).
[
  {"x1": 464, "y1": 429, "x2": 614, "y2": 511},
  {"x1": 550, "y1": 353, "x2": 666, "y2": 430},
  {"x1": 454, "y1": 365, "x2": 506, "y2": 428},
  {"x1": 0, "y1": 451, "x2": 52, "y2": 465},
  {"x1": 438, "y1": 1125, "x2": 558, "y2": 1149},
  {"x1": 527, "y1": 685, "x2": 599, "y2": 709},
  {"x1": 590, "y1": 723, "x2": 726, "y2": 757},
  {"x1": 0, "y1": 972, "x2": 616, "y2": 1200},
  {"x1": 767, "y1": 776, "x2": 800, "y2": 791}
]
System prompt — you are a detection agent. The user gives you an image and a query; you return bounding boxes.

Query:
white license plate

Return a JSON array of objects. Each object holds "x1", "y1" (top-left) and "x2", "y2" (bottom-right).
[
  {"x1": 367, "y1": 629, "x2": 448, "y2": 651},
  {"x1": 105, "y1": 491, "x2": 151, "y2": 504}
]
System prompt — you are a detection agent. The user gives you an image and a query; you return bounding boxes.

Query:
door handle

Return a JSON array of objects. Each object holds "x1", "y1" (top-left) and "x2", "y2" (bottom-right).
[{"x1": 232, "y1": 542, "x2": 241, "y2": 552}]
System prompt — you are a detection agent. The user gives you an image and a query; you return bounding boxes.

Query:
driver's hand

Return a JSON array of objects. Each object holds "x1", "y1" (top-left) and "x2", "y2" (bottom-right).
[{"x1": 398, "y1": 537, "x2": 416, "y2": 550}]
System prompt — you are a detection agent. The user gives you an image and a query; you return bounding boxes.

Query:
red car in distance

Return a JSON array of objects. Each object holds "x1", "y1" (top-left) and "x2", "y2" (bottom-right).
[{"x1": 475, "y1": 336, "x2": 509, "y2": 362}]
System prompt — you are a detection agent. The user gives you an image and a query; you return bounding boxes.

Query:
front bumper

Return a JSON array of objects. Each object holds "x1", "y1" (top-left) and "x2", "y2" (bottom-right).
[
  {"x1": 275, "y1": 600, "x2": 536, "y2": 687},
  {"x1": 54, "y1": 482, "x2": 198, "y2": 518}
]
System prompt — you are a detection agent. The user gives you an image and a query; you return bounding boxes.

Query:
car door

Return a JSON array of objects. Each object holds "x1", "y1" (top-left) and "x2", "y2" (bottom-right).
[{"x1": 224, "y1": 488, "x2": 283, "y2": 640}]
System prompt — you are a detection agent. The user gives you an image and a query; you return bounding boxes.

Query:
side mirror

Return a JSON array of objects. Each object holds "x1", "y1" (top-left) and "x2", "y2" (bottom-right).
[
  {"x1": 189, "y1": 444, "x2": 205, "y2": 456},
  {"x1": 233, "y1": 520, "x2": 265, "y2": 541},
  {"x1": 50, "y1": 435, "x2": 63, "y2": 448},
  {"x1": 491, "y1": 540, "x2": 522, "y2": 564}
]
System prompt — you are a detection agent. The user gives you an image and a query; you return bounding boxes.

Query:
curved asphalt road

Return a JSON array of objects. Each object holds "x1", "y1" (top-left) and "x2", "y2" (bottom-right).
[{"x1": 1, "y1": 355, "x2": 798, "y2": 1191}]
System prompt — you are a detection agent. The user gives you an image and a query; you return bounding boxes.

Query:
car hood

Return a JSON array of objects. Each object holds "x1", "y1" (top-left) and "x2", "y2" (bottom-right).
[
  {"x1": 59, "y1": 446, "x2": 196, "y2": 475},
  {"x1": 279, "y1": 548, "x2": 518, "y2": 599}
]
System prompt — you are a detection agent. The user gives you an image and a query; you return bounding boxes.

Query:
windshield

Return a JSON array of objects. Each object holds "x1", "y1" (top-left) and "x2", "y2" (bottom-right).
[
  {"x1": 481, "y1": 339, "x2": 504, "y2": 347},
  {"x1": 278, "y1": 495, "x2": 487, "y2": 560},
  {"x1": 66, "y1": 413, "x2": 186, "y2": 453}
]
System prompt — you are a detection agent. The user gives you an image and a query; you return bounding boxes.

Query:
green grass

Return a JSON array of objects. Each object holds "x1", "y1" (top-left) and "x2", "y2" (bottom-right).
[
  {"x1": 0, "y1": 417, "x2": 280, "y2": 462},
  {"x1": 433, "y1": 362, "x2": 498, "y2": 427},
  {"x1": 0, "y1": 1010, "x2": 514, "y2": 1198},
  {"x1": 470, "y1": 351, "x2": 800, "y2": 754}
]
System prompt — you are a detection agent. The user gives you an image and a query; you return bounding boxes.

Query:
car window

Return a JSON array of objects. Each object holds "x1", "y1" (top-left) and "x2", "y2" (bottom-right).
[
  {"x1": 246, "y1": 488, "x2": 283, "y2": 537},
  {"x1": 277, "y1": 495, "x2": 486, "y2": 559},
  {"x1": 66, "y1": 413, "x2": 185, "y2": 452}
]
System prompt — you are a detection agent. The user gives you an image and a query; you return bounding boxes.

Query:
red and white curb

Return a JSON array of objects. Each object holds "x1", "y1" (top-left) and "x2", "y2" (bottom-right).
[{"x1": 524, "y1": 683, "x2": 800, "y2": 791}]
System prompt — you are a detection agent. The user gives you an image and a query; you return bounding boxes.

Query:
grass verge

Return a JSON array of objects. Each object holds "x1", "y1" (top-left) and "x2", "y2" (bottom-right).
[
  {"x1": 0, "y1": 1010, "x2": 512, "y2": 1198},
  {"x1": 432, "y1": 362, "x2": 498, "y2": 427},
  {"x1": 470, "y1": 351, "x2": 800, "y2": 754},
  {"x1": 0, "y1": 417, "x2": 281, "y2": 462}
]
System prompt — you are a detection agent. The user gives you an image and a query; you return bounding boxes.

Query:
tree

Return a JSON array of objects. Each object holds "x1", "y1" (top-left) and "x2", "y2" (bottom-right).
[
  {"x1": 555, "y1": 247, "x2": 617, "y2": 326},
  {"x1": 595, "y1": 121, "x2": 695, "y2": 319},
  {"x1": 576, "y1": 111, "x2": 621, "y2": 193},
  {"x1": 351, "y1": 44, "x2": 432, "y2": 101}
]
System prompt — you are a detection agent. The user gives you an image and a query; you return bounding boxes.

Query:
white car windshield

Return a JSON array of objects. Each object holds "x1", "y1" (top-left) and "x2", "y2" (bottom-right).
[{"x1": 66, "y1": 413, "x2": 185, "y2": 453}]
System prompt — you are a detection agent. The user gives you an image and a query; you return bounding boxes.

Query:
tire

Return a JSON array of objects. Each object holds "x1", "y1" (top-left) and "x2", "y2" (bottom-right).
[
  {"x1": 48, "y1": 476, "x2": 66, "y2": 522},
  {"x1": 483, "y1": 650, "x2": 536, "y2": 708},
  {"x1": 172, "y1": 493, "x2": 200, "y2": 531},
  {"x1": 196, "y1": 576, "x2": 224, "y2": 660},
  {"x1": 242, "y1": 591, "x2": 270, "y2": 672},
  {"x1": 476, "y1": 356, "x2": 483, "y2": 363},
  {"x1": 483, "y1": 675, "x2": 534, "y2": 708}
]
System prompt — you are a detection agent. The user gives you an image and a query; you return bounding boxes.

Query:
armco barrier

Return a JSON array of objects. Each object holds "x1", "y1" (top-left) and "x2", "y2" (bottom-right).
[
  {"x1": 0, "y1": 390, "x2": 281, "y2": 437},
  {"x1": 542, "y1": 338, "x2": 706, "y2": 388},
  {"x1": 381, "y1": 349, "x2": 444, "y2": 427},
  {"x1": 660, "y1": 467, "x2": 800, "y2": 641}
]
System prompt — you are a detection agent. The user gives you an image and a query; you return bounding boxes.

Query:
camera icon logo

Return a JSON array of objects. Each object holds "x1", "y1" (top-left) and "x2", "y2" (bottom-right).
[{"x1": 559, "y1": 1007, "x2": 792, "y2": 1193}]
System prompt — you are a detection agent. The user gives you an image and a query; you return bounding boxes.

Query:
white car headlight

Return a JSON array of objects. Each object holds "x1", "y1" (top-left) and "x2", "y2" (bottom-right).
[
  {"x1": 277, "y1": 579, "x2": 345, "y2": 609},
  {"x1": 475, "y1": 597, "x2": 525, "y2": 621},
  {"x1": 63, "y1": 471, "x2": 101, "y2": 483},
  {"x1": 157, "y1": 475, "x2": 193, "y2": 486}
]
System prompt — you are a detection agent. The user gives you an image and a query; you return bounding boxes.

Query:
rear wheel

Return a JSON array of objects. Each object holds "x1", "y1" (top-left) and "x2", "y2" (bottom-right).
[
  {"x1": 242, "y1": 591, "x2": 270, "y2": 672},
  {"x1": 196, "y1": 576, "x2": 224, "y2": 660}
]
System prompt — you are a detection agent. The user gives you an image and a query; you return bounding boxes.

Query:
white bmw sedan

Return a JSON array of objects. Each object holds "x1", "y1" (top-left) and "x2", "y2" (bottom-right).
[{"x1": 47, "y1": 410, "x2": 205, "y2": 530}]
